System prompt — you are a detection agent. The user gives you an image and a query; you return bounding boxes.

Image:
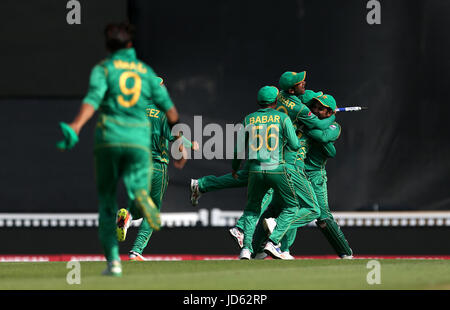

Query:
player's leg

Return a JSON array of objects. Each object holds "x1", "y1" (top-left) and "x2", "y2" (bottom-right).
[
  {"x1": 250, "y1": 190, "x2": 280, "y2": 256},
  {"x1": 265, "y1": 165, "x2": 320, "y2": 258},
  {"x1": 94, "y1": 147, "x2": 122, "y2": 276},
  {"x1": 254, "y1": 193, "x2": 297, "y2": 259},
  {"x1": 239, "y1": 171, "x2": 271, "y2": 259},
  {"x1": 230, "y1": 188, "x2": 273, "y2": 249},
  {"x1": 122, "y1": 147, "x2": 161, "y2": 231},
  {"x1": 190, "y1": 162, "x2": 250, "y2": 205},
  {"x1": 130, "y1": 162, "x2": 169, "y2": 260},
  {"x1": 308, "y1": 169, "x2": 353, "y2": 258}
]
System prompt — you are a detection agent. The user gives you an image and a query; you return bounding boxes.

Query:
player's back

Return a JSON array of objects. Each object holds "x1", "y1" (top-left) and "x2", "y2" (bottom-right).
[
  {"x1": 100, "y1": 48, "x2": 157, "y2": 123},
  {"x1": 243, "y1": 108, "x2": 292, "y2": 170},
  {"x1": 87, "y1": 48, "x2": 172, "y2": 149},
  {"x1": 274, "y1": 90, "x2": 310, "y2": 167},
  {"x1": 146, "y1": 103, "x2": 173, "y2": 164}
]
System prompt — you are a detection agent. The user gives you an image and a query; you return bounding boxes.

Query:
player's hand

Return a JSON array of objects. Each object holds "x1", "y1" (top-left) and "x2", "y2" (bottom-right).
[
  {"x1": 191, "y1": 141, "x2": 199, "y2": 151},
  {"x1": 232, "y1": 170, "x2": 238, "y2": 180},
  {"x1": 56, "y1": 122, "x2": 79, "y2": 151},
  {"x1": 68, "y1": 122, "x2": 82, "y2": 136},
  {"x1": 173, "y1": 144, "x2": 188, "y2": 170},
  {"x1": 173, "y1": 158, "x2": 187, "y2": 169}
]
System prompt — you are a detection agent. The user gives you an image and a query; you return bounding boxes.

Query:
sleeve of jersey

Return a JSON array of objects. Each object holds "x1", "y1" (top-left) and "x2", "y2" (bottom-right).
[
  {"x1": 161, "y1": 115, "x2": 193, "y2": 148},
  {"x1": 306, "y1": 122, "x2": 341, "y2": 143},
  {"x1": 284, "y1": 117, "x2": 301, "y2": 151},
  {"x1": 295, "y1": 104, "x2": 336, "y2": 130},
  {"x1": 82, "y1": 65, "x2": 108, "y2": 110},
  {"x1": 321, "y1": 142, "x2": 337, "y2": 158},
  {"x1": 149, "y1": 74, "x2": 174, "y2": 113}
]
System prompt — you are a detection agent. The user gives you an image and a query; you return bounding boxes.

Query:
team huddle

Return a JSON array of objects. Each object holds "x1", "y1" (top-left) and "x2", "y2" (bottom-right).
[
  {"x1": 57, "y1": 23, "x2": 352, "y2": 276},
  {"x1": 190, "y1": 74, "x2": 353, "y2": 261}
]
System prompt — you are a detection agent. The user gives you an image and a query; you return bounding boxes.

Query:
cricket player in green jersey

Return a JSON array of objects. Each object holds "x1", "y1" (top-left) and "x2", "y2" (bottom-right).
[
  {"x1": 303, "y1": 94, "x2": 353, "y2": 258},
  {"x1": 233, "y1": 85, "x2": 321, "y2": 259},
  {"x1": 255, "y1": 93, "x2": 353, "y2": 259},
  {"x1": 189, "y1": 72, "x2": 334, "y2": 255},
  {"x1": 57, "y1": 23, "x2": 180, "y2": 276},
  {"x1": 117, "y1": 92, "x2": 198, "y2": 261}
]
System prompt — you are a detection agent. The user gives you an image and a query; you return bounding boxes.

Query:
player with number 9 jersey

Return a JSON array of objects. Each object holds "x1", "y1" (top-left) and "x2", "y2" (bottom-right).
[
  {"x1": 84, "y1": 48, "x2": 174, "y2": 149},
  {"x1": 64, "y1": 23, "x2": 179, "y2": 276}
]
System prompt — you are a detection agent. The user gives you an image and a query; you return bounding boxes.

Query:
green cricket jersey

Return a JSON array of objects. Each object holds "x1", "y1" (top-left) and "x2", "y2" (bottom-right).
[
  {"x1": 146, "y1": 104, "x2": 174, "y2": 164},
  {"x1": 275, "y1": 90, "x2": 335, "y2": 167},
  {"x1": 304, "y1": 122, "x2": 341, "y2": 170},
  {"x1": 82, "y1": 48, "x2": 174, "y2": 150},
  {"x1": 232, "y1": 107, "x2": 300, "y2": 171},
  {"x1": 146, "y1": 103, "x2": 192, "y2": 165}
]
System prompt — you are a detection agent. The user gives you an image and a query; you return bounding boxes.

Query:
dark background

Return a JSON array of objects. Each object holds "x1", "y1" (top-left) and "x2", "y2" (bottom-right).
[{"x1": 0, "y1": 0, "x2": 449, "y2": 213}]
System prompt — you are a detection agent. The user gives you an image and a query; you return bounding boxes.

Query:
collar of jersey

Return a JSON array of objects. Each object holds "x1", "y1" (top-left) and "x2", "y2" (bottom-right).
[{"x1": 111, "y1": 47, "x2": 137, "y2": 60}]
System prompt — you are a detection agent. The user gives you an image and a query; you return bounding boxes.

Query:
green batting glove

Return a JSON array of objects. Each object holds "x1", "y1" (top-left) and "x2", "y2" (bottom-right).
[{"x1": 56, "y1": 122, "x2": 79, "y2": 151}]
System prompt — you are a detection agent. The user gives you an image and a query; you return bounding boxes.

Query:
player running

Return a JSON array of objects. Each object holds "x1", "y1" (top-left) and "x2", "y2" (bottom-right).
[
  {"x1": 57, "y1": 23, "x2": 180, "y2": 276},
  {"x1": 117, "y1": 84, "x2": 199, "y2": 261}
]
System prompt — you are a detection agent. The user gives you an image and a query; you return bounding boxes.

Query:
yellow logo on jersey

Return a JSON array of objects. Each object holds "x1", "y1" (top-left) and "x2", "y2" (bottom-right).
[
  {"x1": 146, "y1": 108, "x2": 160, "y2": 118},
  {"x1": 278, "y1": 94, "x2": 296, "y2": 110},
  {"x1": 113, "y1": 60, "x2": 147, "y2": 74},
  {"x1": 249, "y1": 115, "x2": 280, "y2": 124}
]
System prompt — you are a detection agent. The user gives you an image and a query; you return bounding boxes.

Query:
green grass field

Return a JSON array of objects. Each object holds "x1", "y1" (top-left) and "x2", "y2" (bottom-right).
[{"x1": 0, "y1": 259, "x2": 449, "y2": 290}]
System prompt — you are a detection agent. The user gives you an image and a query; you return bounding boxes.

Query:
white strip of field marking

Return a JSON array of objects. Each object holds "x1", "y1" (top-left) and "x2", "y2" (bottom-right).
[{"x1": 0, "y1": 210, "x2": 449, "y2": 228}]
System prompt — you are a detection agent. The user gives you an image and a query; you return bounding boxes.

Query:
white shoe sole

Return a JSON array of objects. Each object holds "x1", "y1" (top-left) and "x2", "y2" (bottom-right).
[
  {"x1": 229, "y1": 228, "x2": 244, "y2": 249},
  {"x1": 190, "y1": 179, "x2": 200, "y2": 206},
  {"x1": 264, "y1": 243, "x2": 283, "y2": 259}
]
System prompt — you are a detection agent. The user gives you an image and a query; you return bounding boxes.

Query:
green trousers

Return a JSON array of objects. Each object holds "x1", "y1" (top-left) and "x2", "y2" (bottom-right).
[
  {"x1": 94, "y1": 145, "x2": 152, "y2": 262},
  {"x1": 242, "y1": 164, "x2": 320, "y2": 253},
  {"x1": 254, "y1": 168, "x2": 353, "y2": 257},
  {"x1": 198, "y1": 162, "x2": 249, "y2": 193},
  {"x1": 251, "y1": 165, "x2": 320, "y2": 253},
  {"x1": 306, "y1": 169, "x2": 353, "y2": 257},
  {"x1": 131, "y1": 161, "x2": 169, "y2": 254}
]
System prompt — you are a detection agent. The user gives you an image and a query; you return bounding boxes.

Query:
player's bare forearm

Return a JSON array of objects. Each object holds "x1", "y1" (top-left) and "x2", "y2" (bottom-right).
[
  {"x1": 166, "y1": 106, "x2": 179, "y2": 128},
  {"x1": 69, "y1": 103, "x2": 96, "y2": 135}
]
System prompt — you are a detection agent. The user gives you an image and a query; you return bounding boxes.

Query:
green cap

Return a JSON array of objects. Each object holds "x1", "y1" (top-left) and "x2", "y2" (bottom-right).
[
  {"x1": 257, "y1": 86, "x2": 279, "y2": 105},
  {"x1": 314, "y1": 94, "x2": 337, "y2": 111},
  {"x1": 279, "y1": 71, "x2": 306, "y2": 91},
  {"x1": 300, "y1": 89, "x2": 323, "y2": 104}
]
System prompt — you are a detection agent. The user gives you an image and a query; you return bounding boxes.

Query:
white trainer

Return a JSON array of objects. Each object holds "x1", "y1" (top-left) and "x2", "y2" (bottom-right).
[
  {"x1": 239, "y1": 248, "x2": 252, "y2": 260},
  {"x1": 254, "y1": 252, "x2": 268, "y2": 260},
  {"x1": 280, "y1": 251, "x2": 295, "y2": 260},
  {"x1": 102, "y1": 260, "x2": 122, "y2": 277},
  {"x1": 190, "y1": 179, "x2": 201, "y2": 206},
  {"x1": 229, "y1": 227, "x2": 244, "y2": 248},
  {"x1": 129, "y1": 251, "x2": 146, "y2": 261},
  {"x1": 263, "y1": 218, "x2": 277, "y2": 235},
  {"x1": 341, "y1": 255, "x2": 354, "y2": 259},
  {"x1": 264, "y1": 241, "x2": 283, "y2": 259}
]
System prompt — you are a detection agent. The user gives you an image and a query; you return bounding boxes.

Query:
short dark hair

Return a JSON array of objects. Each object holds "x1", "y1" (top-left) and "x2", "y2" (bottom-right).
[{"x1": 104, "y1": 23, "x2": 135, "y2": 52}]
